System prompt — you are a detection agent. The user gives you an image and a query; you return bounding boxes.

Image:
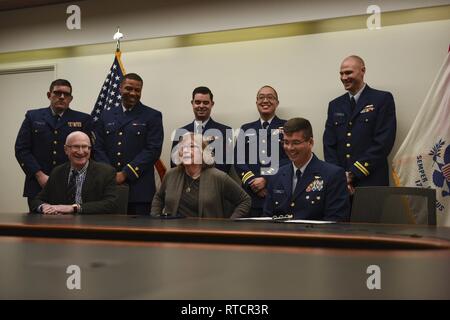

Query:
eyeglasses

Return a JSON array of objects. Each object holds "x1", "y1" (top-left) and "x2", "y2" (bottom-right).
[
  {"x1": 282, "y1": 138, "x2": 310, "y2": 147},
  {"x1": 52, "y1": 90, "x2": 72, "y2": 98},
  {"x1": 257, "y1": 94, "x2": 278, "y2": 102},
  {"x1": 66, "y1": 145, "x2": 91, "y2": 151}
]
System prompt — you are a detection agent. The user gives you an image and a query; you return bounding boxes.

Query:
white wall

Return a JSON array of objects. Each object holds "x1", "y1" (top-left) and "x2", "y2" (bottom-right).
[
  {"x1": 1, "y1": 0, "x2": 449, "y2": 53},
  {"x1": 0, "y1": 16, "x2": 449, "y2": 213},
  {"x1": 17, "y1": 18, "x2": 446, "y2": 166},
  {"x1": 0, "y1": 69, "x2": 55, "y2": 213}
]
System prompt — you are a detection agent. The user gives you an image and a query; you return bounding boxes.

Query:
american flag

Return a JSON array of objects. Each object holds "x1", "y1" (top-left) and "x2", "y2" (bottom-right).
[
  {"x1": 90, "y1": 50, "x2": 167, "y2": 180},
  {"x1": 91, "y1": 50, "x2": 125, "y2": 122}
]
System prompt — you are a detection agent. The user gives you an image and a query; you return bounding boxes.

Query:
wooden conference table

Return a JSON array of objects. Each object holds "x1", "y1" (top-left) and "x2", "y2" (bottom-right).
[{"x1": 0, "y1": 213, "x2": 449, "y2": 299}]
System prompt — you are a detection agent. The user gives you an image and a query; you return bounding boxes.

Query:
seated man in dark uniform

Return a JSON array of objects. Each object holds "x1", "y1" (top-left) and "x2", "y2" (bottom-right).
[
  {"x1": 31, "y1": 131, "x2": 117, "y2": 214},
  {"x1": 264, "y1": 118, "x2": 350, "y2": 222}
]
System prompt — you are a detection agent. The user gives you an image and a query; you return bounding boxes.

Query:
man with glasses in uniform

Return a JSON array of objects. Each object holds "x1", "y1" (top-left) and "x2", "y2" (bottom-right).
[
  {"x1": 263, "y1": 117, "x2": 350, "y2": 222},
  {"x1": 15, "y1": 79, "x2": 93, "y2": 210},
  {"x1": 234, "y1": 85, "x2": 289, "y2": 216}
]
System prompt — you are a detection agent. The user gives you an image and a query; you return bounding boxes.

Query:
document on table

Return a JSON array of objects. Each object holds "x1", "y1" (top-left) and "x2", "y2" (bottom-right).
[
  {"x1": 234, "y1": 217, "x2": 273, "y2": 221},
  {"x1": 235, "y1": 217, "x2": 336, "y2": 224},
  {"x1": 282, "y1": 219, "x2": 336, "y2": 224}
]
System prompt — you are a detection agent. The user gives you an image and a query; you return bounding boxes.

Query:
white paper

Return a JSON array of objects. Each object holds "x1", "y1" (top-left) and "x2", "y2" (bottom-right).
[
  {"x1": 282, "y1": 219, "x2": 336, "y2": 224},
  {"x1": 234, "y1": 217, "x2": 273, "y2": 221}
]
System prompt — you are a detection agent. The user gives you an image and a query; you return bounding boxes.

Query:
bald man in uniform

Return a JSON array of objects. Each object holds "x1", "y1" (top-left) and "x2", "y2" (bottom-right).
[{"x1": 323, "y1": 55, "x2": 396, "y2": 193}]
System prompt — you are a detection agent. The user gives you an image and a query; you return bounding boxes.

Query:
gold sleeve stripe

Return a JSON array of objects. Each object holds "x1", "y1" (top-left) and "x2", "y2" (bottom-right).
[
  {"x1": 242, "y1": 171, "x2": 255, "y2": 184},
  {"x1": 127, "y1": 163, "x2": 140, "y2": 178},
  {"x1": 242, "y1": 172, "x2": 253, "y2": 180},
  {"x1": 355, "y1": 161, "x2": 369, "y2": 176}
]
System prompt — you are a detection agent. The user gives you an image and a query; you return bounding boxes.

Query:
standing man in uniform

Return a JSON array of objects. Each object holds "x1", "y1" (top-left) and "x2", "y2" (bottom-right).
[
  {"x1": 323, "y1": 55, "x2": 396, "y2": 193},
  {"x1": 234, "y1": 85, "x2": 289, "y2": 216},
  {"x1": 15, "y1": 79, "x2": 93, "y2": 210},
  {"x1": 94, "y1": 73, "x2": 163, "y2": 215},
  {"x1": 171, "y1": 86, "x2": 232, "y2": 173},
  {"x1": 264, "y1": 117, "x2": 350, "y2": 221}
]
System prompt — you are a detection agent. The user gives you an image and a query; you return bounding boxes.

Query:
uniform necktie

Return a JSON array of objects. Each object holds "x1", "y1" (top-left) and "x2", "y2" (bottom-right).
[
  {"x1": 350, "y1": 96, "x2": 356, "y2": 113},
  {"x1": 67, "y1": 170, "x2": 78, "y2": 204},
  {"x1": 54, "y1": 114, "x2": 61, "y2": 126},
  {"x1": 262, "y1": 121, "x2": 269, "y2": 129},
  {"x1": 294, "y1": 169, "x2": 302, "y2": 193},
  {"x1": 195, "y1": 124, "x2": 204, "y2": 135}
]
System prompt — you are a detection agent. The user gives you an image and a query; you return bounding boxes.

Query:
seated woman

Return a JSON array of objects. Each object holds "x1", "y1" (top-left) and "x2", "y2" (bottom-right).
[{"x1": 151, "y1": 133, "x2": 250, "y2": 218}]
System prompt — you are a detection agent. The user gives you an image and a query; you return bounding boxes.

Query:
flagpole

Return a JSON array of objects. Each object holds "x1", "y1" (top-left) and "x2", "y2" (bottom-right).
[
  {"x1": 113, "y1": 27, "x2": 125, "y2": 75},
  {"x1": 110, "y1": 27, "x2": 167, "y2": 179},
  {"x1": 113, "y1": 27, "x2": 123, "y2": 53}
]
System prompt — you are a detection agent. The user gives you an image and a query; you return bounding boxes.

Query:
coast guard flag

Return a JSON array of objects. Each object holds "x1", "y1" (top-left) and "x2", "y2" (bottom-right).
[
  {"x1": 392, "y1": 51, "x2": 450, "y2": 226},
  {"x1": 91, "y1": 50, "x2": 166, "y2": 180}
]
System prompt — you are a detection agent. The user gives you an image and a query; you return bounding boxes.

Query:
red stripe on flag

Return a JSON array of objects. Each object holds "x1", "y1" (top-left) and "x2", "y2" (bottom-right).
[{"x1": 442, "y1": 163, "x2": 450, "y2": 181}]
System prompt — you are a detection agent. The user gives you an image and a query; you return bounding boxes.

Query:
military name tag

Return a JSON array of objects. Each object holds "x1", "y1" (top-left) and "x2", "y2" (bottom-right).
[{"x1": 68, "y1": 122, "x2": 82, "y2": 127}]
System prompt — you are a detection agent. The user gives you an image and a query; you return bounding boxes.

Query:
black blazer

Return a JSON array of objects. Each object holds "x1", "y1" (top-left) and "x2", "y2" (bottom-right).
[{"x1": 31, "y1": 160, "x2": 118, "y2": 214}]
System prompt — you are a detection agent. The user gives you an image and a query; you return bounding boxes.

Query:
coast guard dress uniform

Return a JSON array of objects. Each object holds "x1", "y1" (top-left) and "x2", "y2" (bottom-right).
[
  {"x1": 93, "y1": 102, "x2": 163, "y2": 212},
  {"x1": 323, "y1": 85, "x2": 396, "y2": 186},
  {"x1": 234, "y1": 116, "x2": 289, "y2": 216},
  {"x1": 15, "y1": 107, "x2": 93, "y2": 201},
  {"x1": 263, "y1": 154, "x2": 350, "y2": 221}
]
